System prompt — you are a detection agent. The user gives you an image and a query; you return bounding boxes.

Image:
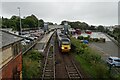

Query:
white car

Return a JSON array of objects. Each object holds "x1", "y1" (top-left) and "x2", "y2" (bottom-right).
[
  {"x1": 21, "y1": 41, "x2": 27, "y2": 45},
  {"x1": 24, "y1": 39, "x2": 31, "y2": 43},
  {"x1": 107, "y1": 56, "x2": 120, "y2": 67}
]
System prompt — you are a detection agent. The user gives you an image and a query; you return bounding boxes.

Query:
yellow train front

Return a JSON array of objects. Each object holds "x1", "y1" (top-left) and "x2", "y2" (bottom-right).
[{"x1": 60, "y1": 38, "x2": 71, "y2": 52}]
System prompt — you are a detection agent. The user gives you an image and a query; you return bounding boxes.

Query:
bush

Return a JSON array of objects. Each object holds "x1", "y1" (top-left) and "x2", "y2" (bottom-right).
[
  {"x1": 22, "y1": 58, "x2": 41, "y2": 78},
  {"x1": 76, "y1": 47, "x2": 84, "y2": 54},
  {"x1": 84, "y1": 36, "x2": 89, "y2": 40},
  {"x1": 22, "y1": 50, "x2": 43, "y2": 78},
  {"x1": 95, "y1": 63, "x2": 109, "y2": 78},
  {"x1": 78, "y1": 36, "x2": 83, "y2": 40},
  {"x1": 29, "y1": 50, "x2": 43, "y2": 60}
]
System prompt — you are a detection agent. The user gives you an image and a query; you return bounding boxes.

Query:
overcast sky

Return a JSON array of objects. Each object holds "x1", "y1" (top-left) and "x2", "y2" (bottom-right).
[{"x1": 1, "y1": 0, "x2": 120, "y2": 26}]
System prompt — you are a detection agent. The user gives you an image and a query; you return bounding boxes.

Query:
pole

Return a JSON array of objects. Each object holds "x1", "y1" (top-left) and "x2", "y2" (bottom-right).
[{"x1": 17, "y1": 7, "x2": 22, "y2": 35}]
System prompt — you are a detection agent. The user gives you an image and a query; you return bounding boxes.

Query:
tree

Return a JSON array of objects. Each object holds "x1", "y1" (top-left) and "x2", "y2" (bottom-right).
[
  {"x1": 10, "y1": 15, "x2": 20, "y2": 31},
  {"x1": 88, "y1": 25, "x2": 96, "y2": 30},
  {"x1": 24, "y1": 17, "x2": 36, "y2": 28},
  {"x1": 23, "y1": 14, "x2": 38, "y2": 28},
  {"x1": 31, "y1": 14, "x2": 38, "y2": 27},
  {"x1": 80, "y1": 22, "x2": 89, "y2": 30},
  {"x1": 61, "y1": 20, "x2": 89, "y2": 30},
  {"x1": 48, "y1": 22, "x2": 53, "y2": 25},
  {"x1": 97, "y1": 25, "x2": 105, "y2": 32},
  {"x1": 38, "y1": 19, "x2": 44, "y2": 28}
]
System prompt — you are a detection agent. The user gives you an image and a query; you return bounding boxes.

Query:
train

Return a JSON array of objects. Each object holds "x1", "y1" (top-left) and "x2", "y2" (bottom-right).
[{"x1": 57, "y1": 30, "x2": 71, "y2": 52}]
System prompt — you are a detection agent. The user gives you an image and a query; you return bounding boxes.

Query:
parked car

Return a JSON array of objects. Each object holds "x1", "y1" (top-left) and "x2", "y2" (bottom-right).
[
  {"x1": 29, "y1": 36, "x2": 38, "y2": 40},
  {"x1": 106, "y1": 56, "x2": 120, "y2": 67},
  {"x1": 21, "y1": 41, "x2": 27, "y2": 45},
  {"x1": 24, "y1": 39, "x2": 31, "y2": 43}
]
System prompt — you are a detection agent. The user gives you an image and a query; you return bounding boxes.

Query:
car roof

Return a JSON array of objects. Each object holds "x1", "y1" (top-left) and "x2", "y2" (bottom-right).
[{"x1": 109, "y1": 56, "x2": 120, "y2": 60}]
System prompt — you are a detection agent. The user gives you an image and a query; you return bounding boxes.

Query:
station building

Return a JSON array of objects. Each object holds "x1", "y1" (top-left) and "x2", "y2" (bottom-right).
[{"x1": 0, "y1": 30, "x2": 23, "y2": 79}]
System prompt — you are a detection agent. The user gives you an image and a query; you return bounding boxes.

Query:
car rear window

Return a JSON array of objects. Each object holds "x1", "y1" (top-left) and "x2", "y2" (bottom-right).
[{"x1": 114, "y1": 59, "x2": 120, "y2": 62}]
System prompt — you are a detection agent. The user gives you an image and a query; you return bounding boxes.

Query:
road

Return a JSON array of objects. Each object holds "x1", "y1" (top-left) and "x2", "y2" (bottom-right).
[{"x1": 89, "y1": 32, "x2": 119, "y2": 60}]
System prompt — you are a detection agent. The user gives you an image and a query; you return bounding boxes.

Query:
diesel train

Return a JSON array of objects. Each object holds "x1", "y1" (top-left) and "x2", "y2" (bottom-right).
[{"x1": 57, "y1": 30, "x2": 71, "y2": 52}]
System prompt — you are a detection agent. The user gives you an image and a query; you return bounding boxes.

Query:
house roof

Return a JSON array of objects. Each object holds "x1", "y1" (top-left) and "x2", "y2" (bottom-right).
[{"x1": 0, "y1": 30, "x2": 23, "y2": 48}]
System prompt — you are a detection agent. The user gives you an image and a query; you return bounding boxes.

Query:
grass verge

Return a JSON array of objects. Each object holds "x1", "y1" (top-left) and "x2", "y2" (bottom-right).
[{"x1": 70, "y1": 37, "x2": 116, "y2": 79}]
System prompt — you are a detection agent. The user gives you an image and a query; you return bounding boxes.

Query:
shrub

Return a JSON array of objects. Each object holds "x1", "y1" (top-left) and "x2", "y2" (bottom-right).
[
  {"x1": 78, "y1": 36, "x2": 83, "y2": 40},
  {"x1": 76, "y1": 47, "x2": 84, "y2": 54},
  {"x1": 22, "y1": 50, "x2": 43, "y2": 78},
  {"x1": 95, "y1": 63, "x2": 108, "y2": 78},
  {"x1": 84, "y1": 36, "x2": 89, "y2": 40},
  {"x1": 29, "y1": 50, "x2": 43, "y2": 60}
]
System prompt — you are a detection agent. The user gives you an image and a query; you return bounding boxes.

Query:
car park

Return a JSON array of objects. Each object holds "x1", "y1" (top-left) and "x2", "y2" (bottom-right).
[{"x1": 106, "y1": 56, "x2": 120, "y2": 67}]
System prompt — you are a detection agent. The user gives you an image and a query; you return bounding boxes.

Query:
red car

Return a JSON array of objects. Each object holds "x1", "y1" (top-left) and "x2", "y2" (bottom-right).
[
  {"x1": 85, "y1": 30, "x2": 92, "y2": 34},
  {"x1": 75, "y1": 29, "x2": 81, "y2": 35}
]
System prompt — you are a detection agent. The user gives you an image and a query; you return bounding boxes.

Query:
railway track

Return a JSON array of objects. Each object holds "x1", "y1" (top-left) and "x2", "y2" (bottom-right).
[
  {"x1": 63, "y1": 54, "x2": 83, "y2": 79},
  {"x1": 42, "y1": 44, "x2": 55, "y2": 79}
]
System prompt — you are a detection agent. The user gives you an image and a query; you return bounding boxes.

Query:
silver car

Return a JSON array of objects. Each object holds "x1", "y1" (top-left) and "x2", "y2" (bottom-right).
[{"x1": 107, "y1": 56, "x2": 120, "y2": 67}]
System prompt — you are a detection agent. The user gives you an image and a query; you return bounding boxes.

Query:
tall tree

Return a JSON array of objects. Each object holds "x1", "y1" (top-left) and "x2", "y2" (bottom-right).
[
  {"x1": 24, "y1": 17, "x2": 36, "y2": 28},
  {"x1": 89, "y1": 25, "x2": 96, "y2": 30},
  {"x1": 97, "y1": 25, "x2": 105, "y2": 32},
  {"x1": 38, "y1": 19, "x2": 44, "y2": 28}
]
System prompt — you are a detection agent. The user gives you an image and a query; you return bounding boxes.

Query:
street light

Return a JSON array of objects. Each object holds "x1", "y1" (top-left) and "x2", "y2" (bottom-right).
[{"x1": 17, "y1": 7, "x2": 22, "y2": 35}]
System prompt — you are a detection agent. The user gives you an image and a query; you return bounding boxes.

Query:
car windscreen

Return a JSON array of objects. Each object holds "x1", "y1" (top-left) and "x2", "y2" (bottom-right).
[{"x1": 108, "y1": 58, "x2": 113, "y2": 63}]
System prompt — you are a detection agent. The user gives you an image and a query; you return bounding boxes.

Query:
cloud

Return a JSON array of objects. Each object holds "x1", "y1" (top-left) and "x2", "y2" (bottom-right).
[
  {"x1": 1, "y1": 0, "x2": 120, "y2": 2},
  {"x1": 1, "y1": 2, "x2": 118, "y2": 26}
]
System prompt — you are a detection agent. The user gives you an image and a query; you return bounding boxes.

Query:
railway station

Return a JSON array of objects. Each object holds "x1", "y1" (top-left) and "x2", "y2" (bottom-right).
[{"x1": 1, "y1": 1, "x2": 120, "y2": 79}]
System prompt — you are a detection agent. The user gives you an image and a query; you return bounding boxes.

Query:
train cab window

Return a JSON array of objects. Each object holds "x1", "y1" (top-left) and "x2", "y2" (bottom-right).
[{"x1": 62, "y1": 39, "x2": 70, "y2": 45}]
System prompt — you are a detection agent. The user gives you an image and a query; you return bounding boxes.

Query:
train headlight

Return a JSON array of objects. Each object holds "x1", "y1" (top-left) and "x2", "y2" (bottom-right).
[
  {"x1": 61, "y1": 47, "x2": 64, "y2": 49},
  {"x1": 68, "y1": 47, "x2": 71, "y2": 49}
]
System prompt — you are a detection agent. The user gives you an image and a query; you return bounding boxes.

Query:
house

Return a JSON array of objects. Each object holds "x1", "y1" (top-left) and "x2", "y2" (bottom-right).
[{"x1": 0, "y1": 30, "x2": 23, "y2": 79}]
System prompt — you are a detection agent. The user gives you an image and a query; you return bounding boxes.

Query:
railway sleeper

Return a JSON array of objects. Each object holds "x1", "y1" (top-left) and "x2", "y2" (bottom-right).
[
  {"x1": 44, "y1": 73, "x2": 54, "y2": 76},
  {"x1": 44, "y1": 74, "x2": 54, "y2": 76},
  {"x1": 45, "y1": 69, "x2": 53, "y2": 72},
  {"x1": 47, "y1": 59, "x2": 53, "y2": 61},
  {"x1": 66, "y1": 65, "x2": 75, "y2": 67},
  {"x1": 69, "y1": 73, "x2": 79, "y2": 76},
  {"x1": 46, "y1": 66, "x2": 53, "y2": 68},
  {"x1": 69, "y1": 74, "x2": 79, "y2": 77},
  {"x1": 46, "y1": 61, "x2": 53, "y2": 64},
  {"x1": 48, "y1": 54, "x2": 53, "y2": 57},
  {"x1": 44, "y1": 75, "x2": 54, "y2": 78},
  {"x1": 47, "y1": 61, "x2": 53, "y2": 64},
  {"x1": 66, "y1": 67, "x2": 76, "y2": 71},
  {"x1": 45, "y1": 71, "x2": 54, "y2": 74},
  {"x1": 67, "y1": 67, "x2": 76, "y2": 71},
  {"x1": 46, "y1": 64, "x2": 54, "y2": 67},
  {"x1": 45, "y1": 66, "x2": 53, "y2": 68},
  {"x1": 46, "y1": 65, "x2": 53, "y2": 68},
  {"x1": 70, "y1": 77, "x2": 80, "y2": 79},
  {"x1": 48, "y1": 57, "x2": 53, "y2": 59},
  {"x1": 68, "y1": 72, "x2": 78, "y2": 74},
  {"x1": 47, "y1": 62, "x2": 53, "y2": 64}
]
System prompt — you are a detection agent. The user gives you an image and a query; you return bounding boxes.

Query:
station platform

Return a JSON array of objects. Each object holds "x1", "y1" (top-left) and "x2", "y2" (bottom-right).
[{"x1": 35, "y1": 31, "x2": 54, "y2": 52}]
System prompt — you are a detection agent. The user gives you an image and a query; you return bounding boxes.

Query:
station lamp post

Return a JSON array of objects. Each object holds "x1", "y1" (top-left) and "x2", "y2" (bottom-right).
[{"x1": 17, "y1": 7, "x2": 22, "y2": 35}]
